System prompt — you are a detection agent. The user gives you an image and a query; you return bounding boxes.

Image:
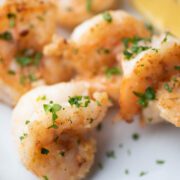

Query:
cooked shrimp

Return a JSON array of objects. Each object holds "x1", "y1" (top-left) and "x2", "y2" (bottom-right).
[
  {"x1": 57, "y1": 0, "x2": 118, "y2": 29},
  {"x1": 44, "y1": 11, "x2": 150, "y2": 78},
  {"x1": 12, "y1": 81, "x2": 109, "y2": 180},
  {"x1": 157, "y1": 76, "x2": 180, "y2": 126},
  {"x1": 70, "y1": 10, "x2": 150, "y2": 76},
  {"x1": 141, "y1": 76, "x2": 180, "y2": 126},
  {"x1": 0, "y1": 0, "x2": 61, "y2": 106},
  {"x1": 119, "y1": 33, "x2": 180, "y2": 121}
]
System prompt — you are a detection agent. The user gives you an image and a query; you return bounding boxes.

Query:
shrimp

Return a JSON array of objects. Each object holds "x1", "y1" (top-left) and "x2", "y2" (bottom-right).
[
  {"x1": 43, "y1": 11, "x2": 149, "y2": 103},
  {"x1": 141, "y1": 76, "x2": 180, "y2": 126},
  {"x1": 57, "y1": 0, "x2": 118, "y2": 29},
  {"x1": 119, "y1": 33, "x2": 180, "y2": 121},
  {"x1": 12, "y1": 81, "x2": 110, "y2": 180},
  {"x1": 0, "y1": 0, "x2": 62, "y2": 106},
  {"x1": 157, "y1": 76, "x2": 180, "y2": 126},
  {"x1": 70, "y1": 10, "x2": 150, "y2": 76}
]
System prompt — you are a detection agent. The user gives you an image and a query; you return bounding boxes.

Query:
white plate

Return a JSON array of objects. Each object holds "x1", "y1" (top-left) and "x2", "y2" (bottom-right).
[{"x1": 1, "y1": 1, "x2": 180, "y2": 180}]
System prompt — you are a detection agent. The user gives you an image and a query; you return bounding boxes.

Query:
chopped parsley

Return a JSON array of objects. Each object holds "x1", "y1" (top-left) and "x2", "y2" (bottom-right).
[
  {"x1": 96, "y1": 123, "x2": 102, "y2": 131},
  {"x1": 20, "y1": 133, "x2": 28, "y2": 141},
  {"x1": 123, "y1": 36, "x2": 151, "y2": 60},
  {"x1": 132, "y1": 133, "x2": 140, "y2": 141},
  {"x1": 162, "y1": 32, "x2": 171, "y2": 43},
  {"x1": 156, "y1": 160, "x2": 165, "y2": 165},
  {"x1": 106, "y1": 150, "x2": 115, "y2": 159},
  {"x1": 139, "y1": 171, "x2": 148, "y2": 177},
  {"x1": 36, "y1": 95, "x2": 47, "y2": 102},
  {"x1": 102, "y1": 12, "x2": 112, "y2": 23},
  {"x1": 16, "y1": 51, "x2": 42, "y2": 67},
  {"x1": 105, "y1": 67, "x2": 121, "y2": 77},
  {"x1": 68, "y1": 96, "x2": 90, "y2": 108},
  {"x1": 86, "y1": 0, "x2": 92, "y2": 12},
  {"x1": 16, "y1": 56, "x2": 32, "y2": 66},
  {"x1": 174, "y1": 65, "x2": 180, "y2": 70},
  {"x1": 25, "y1": 120, "x2": 30, "y2": 125},
  {"x1": 133, "y1": 86, "x2": 156, "y2": 108},
  {"x1": 43, "y1": 101, "x2": 62, "y2": 129},
  {"x1": 7, "y1": 13, "x2": 16, "y2": 28},
  {"x1": 98, "y1": 162, "x2": 103, "y2": 170},
  {"x1": 125, "y1": 169, "x2": 129, "y2": 175},
  {"x1": 59, "y1": 151, "x2": 65, "y2": 157},
  {"x1": 0, "y1": 31, "x2": 13, "y2": 41},
  {"x1": 41, "y1": 148, "x2": 49, "y2": 155},
  {"x1": 8, "y1": 70, "x2": 16, "y2": 75},
  {"x1": 145, "y1": 23, "x2": 154, "y2": 35},
  {"x1": 97, "y1": 48, "x2": 110, "y2": 54},
  {"x1": 42, "y1": 176, "x2": 49, "y2": 180},
  {"x1": 164, "y1": 83, "x2": 173, "y2": 93}
]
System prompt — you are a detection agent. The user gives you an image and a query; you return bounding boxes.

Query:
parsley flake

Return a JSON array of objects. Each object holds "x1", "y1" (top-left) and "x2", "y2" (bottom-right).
[
  {"x1": 42, "y1": 176, "x2": 49, "y2": 180},
  {"x1": 43, "y1": 102, "x2": 62, "y2": 129},
  {"x1": 164, "y1": 83, "x2": 173, "y2": 93},
  {"x1": 105, "y1": 67, "x2": 121, "y2": 77},
  {"x1": 133, "y1": 86, "x2": 156, "y2": 108},
  {"x1": 132, "y1": 133, "x2": 140, "y2": 141},
  {"x1": 106, "y1": 150, "x2": 115, "y2": 159},
  {"x1": 0, "y1": 31, "x2": 13, "y2": 41},
  {"x1": 86, "y1": 0, "x2": 92, "y2": 12},
  {"x1": 20, "y1": 133, "x2": 28, "y2": 141},
  {"x1": 156, "y1": 160, "x2": 165, "y2": 165},
  {"x1": 68, "y1": 96, "x2": 90, "y2": 108},
  {"x1": 41, "y1": 148, "x2": 49, "y2": 155},
  {"x1": 174, "y1": 65, "x2": 180, "y2": 70},
  {"x1": 102, "y1": 12, "x2": 112, "y2": 23},
  {"x1": 7, "y1": 13, "x2": 16, "y2": 28},
  {"x1": 139, "y1": 171, "x2": 148, "y2": 177}
]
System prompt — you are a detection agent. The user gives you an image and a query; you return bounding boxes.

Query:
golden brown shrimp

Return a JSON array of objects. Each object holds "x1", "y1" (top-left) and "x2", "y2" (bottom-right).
[
  {"x1": 70, "y1": 10, "x2": 150, "y2": 76},
  {"x1": 12, "y1": 81, "x2": 109, "y2": 180},
  {"x1": 119, "y1": 33, "x2": 180, "y2": 121},
  {"x1": 0, "y1": 0, "x2": 61, "y2": 106},
  {"x1": 57, "y1": 0, "x2": 118, "y2": 29},
  {"x1": 141, "y1": 76, "x2": 180, "y2": 126}
]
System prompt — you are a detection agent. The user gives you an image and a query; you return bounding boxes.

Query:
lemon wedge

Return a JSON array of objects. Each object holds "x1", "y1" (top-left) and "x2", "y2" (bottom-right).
[{"x1": 133, "y1": 0, "x2": 180, "y2": 37}]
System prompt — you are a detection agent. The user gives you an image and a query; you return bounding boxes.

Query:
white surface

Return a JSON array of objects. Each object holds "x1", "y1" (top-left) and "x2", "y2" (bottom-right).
[{"x1": 1, "y1": 105, "x2": 180, "y2": 180}]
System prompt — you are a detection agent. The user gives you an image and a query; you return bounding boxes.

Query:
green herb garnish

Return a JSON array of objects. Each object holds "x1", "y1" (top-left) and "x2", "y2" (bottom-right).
[
  {"x1": 132, "y1": 133, "x2": 140, "y2": 141},
  {"x1": 41, "y1": 148, "x2": 49, "y2": 155},
  {"x1": 123, "y1": 36, "x2": 151, "y2": 60},
  {"x1": 68, "y1": 96, "x2": 90, "y2": 108},
  {"x1": 156, "y1": 160, "x2": 165, "y2": 165},
  {"x1": 98, "y1": 162, "x2": 103, "y2": 169},
  {"x1": 96, "y1": 123, "x2": 102, "y2": 131},
  {"x1": 8, "y1": 70, "x2": 16, "y2": 75},
  {"x1": 125, "y1": 169, "x2": 129, "y2": 175},
  {"x1": 102, "y1": 12, "x2": 112, "y2": 23},
  {"x1": 59, "y1": 151, "x2": 65, "y2": 157},
  {"x1": 25, "y1": 120, "x2": 30, "y2": 125},
  {"x1": 106, "y1": 150, "x2": 115, "y2": 159},
  {"x1": 42, "y1": 176, "x2": 49, "y2": 180},
  {"x1": 164, "y1": 83, "x2": 173, "y2": 93},
  {"x1": 105, "y1": 67, "x2": 121, "y2": 77},
  {"x1": 0, "y1": 31, "x2": 13, "y2": 41},
  {"x1": 36, "y1": 95, "x2": 47, "y2": 102},
  {"x1": 174, "y1": 65, "x2": 180, "y2": 70},
  {"x1": 139, "y1": 171, "x2": 148, "y2": 177},
  {"x1": 43, "y1": 101, "x2": 62, "y2": 129},
  {"x1": 7, "y1": 13, "x2": 16, "y2": 28},
  {"x1": 133, "y1": 86, "x2": 156, "y2": 108},
  {"x1": 86, "y1": 0, "x2": 92, "y2": 12},
  {"x1": 20, "y1": 133, "x2": 28, "y2": 141}
]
